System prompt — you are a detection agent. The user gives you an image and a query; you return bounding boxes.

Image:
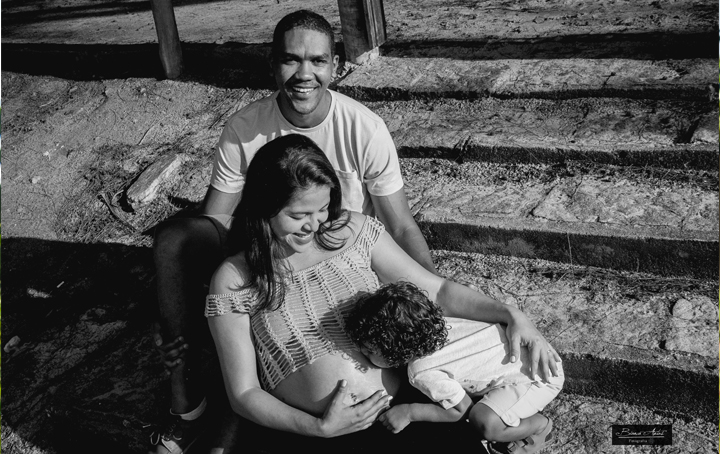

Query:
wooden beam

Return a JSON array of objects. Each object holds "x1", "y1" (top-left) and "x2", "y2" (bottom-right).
[
  {"x1": 338, "y1": 0, "x2": 387, "y2": 64},
  {"x1": 150, "y1": 0, "x2": 183, "y2": 79}
]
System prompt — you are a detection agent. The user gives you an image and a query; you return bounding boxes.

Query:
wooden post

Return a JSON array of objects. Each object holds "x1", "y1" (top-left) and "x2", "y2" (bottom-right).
[
  {"x1": 337, "y1": 0, "x2": 387, "y2": 64},
  {"x1": 150, "y1": 0, "x2": 183, "y2": 79}
]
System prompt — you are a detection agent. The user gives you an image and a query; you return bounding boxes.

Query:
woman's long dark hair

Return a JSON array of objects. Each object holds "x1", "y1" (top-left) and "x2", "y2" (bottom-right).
[{"x1": 230, "y1": 134, "x2": 349, "y2": 311}]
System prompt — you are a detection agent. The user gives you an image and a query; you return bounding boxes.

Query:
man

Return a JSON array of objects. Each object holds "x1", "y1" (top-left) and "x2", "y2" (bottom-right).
[{"x1": 149, "y1": 9, "x2": 436, "y2": 454}]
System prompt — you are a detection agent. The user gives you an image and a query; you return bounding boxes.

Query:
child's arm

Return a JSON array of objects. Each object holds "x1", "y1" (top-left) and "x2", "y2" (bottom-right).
[{"x1": 377, "y1": 394, "x2": 473, "y2": 433}]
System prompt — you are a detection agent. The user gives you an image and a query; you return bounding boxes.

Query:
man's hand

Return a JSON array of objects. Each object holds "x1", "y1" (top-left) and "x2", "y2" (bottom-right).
[
  {"x1": 377, "y1": 404, "x2": 412, "y2": 433},
  {"x1": 153, "y1": 323, "x2": 189, "y2": 372}
]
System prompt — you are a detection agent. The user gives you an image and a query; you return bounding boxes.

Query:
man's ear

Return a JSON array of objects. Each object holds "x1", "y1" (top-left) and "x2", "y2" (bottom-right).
[{"x1": 332, "y1": 54, "x2": 340, "y2": 77}]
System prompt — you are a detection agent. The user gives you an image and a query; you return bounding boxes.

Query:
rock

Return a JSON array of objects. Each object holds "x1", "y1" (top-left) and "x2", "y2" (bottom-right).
[
  {"x1": 691, "y1": 113, "x2": 719, "y2": 144},
  {"x1": 665, "y1": 297, "x2": 719, "y2": 356},
  {"x1": 671, "y1": 298, "x2": 710, "y2": 320},
  {"x1": 4, "y1": 336, "x2": 22, "y2": 353},
  {"x1": 125, "y1": 153, "x2": 185, "y2": 210}
]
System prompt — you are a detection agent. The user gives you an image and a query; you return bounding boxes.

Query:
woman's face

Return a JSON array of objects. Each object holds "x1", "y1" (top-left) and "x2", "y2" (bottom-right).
[{"x1": 270, "y1": 184, "x2": 331, "y2": 256}]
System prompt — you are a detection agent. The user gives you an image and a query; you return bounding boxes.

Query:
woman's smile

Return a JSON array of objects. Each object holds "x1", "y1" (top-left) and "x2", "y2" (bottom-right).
[{"x1": 292, "y1": 231, "x2": 314, "y2": 244}]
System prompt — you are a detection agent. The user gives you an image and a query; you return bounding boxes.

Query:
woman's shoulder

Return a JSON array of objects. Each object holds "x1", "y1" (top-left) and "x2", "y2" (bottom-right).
[
  {"x1": 338, "y1": 212, "x2": 386, "y2": 252},
  {"x1": 333, "y1": 211, "x2": 382, "y2": 241},
  {"x1": 206, "y1": 253, "x2": 258, "y2": 317},
  {"x1": 209, "y1": 253, "x2": 251, "y2": 295},
  {"x1": 346, "y1": 211, "x2": 368, "y2": 230}
]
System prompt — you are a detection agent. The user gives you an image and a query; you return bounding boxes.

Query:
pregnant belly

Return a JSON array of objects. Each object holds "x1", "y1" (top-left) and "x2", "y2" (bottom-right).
[{"x1": 270, "y1": 350, "x2": 403, "y2": 416}]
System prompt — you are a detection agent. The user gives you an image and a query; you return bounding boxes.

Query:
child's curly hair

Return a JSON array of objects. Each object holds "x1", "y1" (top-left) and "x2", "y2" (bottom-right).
[{"x1": 346, "y1": 281, "x2": 448, "y2": 368}]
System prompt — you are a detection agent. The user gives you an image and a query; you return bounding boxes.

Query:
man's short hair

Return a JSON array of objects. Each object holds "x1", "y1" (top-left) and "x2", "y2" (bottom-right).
[{"x1": 272, "y1": 9, "x2": 336, "y2": 58}]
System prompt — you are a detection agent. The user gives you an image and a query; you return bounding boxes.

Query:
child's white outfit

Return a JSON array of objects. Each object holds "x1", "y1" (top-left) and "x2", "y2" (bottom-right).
[{"x1": 408, "y1": 317, "x2": 564, "y2": 427}]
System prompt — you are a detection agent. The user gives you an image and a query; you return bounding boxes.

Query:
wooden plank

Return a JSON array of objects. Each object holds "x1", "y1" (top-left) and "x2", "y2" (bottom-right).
[
  {"x1": 149, "y1": 0, "x2": 183, "y2": 79},
  {"x1": 338, "y1": 0, "x2": 386, "y2": 64},
  {"x1": 363, "y1": 0, "x2": 386, "y2": 48}
]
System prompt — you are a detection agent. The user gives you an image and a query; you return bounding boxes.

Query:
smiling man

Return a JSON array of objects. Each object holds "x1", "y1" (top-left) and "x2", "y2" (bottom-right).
[
  {"x1": 149, "y1": 9, "x2": 436, "y2": 454},
  {"x1": 274, "y1": 27, "x2": 335, "y2": 126}
]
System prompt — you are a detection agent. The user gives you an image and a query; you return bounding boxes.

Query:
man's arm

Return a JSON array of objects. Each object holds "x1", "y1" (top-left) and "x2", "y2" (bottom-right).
[
  {"x1": 371, "y1": 189, "x2": 438, "y2": 274},
  {"x1": 199, "y1": 186, "x2": 243, "y2": 216}
]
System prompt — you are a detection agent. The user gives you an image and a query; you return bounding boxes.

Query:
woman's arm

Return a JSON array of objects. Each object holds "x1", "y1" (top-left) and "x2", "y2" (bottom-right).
[
  {"x1": 208, "y1": 259, "x2": 390, "y2": 437},
  {"x1": 378, "y1": 394, "x2": 472, "y2": 433},
  {"x1": 370, "y1": 231, "x2": 561, "y2": 381}
]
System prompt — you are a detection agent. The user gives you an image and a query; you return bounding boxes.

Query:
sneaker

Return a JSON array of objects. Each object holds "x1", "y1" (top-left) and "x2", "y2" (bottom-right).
[
  {"x1": 487, "y1": 417, "x2": 554, "y2": 454},
  {"x1": 148, "y1": 413, "x2": 205, "y2": 454}
]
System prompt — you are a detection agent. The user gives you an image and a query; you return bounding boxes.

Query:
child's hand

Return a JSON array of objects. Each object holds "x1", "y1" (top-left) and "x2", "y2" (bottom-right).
[{"x1": 377, "y1": 404, "x2": 412, "y2": 433}]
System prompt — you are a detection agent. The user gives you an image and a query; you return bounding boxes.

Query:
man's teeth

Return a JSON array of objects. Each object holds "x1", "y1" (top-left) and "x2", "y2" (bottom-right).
[{"x1": 293, "y1": 87, "x2": 314, "y2": 93}]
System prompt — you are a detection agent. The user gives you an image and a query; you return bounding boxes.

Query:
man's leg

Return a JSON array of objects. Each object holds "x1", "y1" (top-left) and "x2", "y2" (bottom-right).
[{"x1": 153, "y1": 216, "x2": 225, "y2": 414}]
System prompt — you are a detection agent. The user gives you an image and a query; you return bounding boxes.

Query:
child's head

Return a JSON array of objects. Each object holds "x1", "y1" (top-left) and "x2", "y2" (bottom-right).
[{"x1": 346, "y1": 281, "x2": 448, "y2": 368}]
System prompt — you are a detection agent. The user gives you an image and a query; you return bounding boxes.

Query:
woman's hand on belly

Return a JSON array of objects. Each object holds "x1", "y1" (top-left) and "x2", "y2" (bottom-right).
[{"x1": 314, "y1": 378, "x2": 393, "y2": 437}]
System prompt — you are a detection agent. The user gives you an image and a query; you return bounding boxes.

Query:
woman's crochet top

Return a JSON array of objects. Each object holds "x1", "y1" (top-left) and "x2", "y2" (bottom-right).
[{"x1": 205, "y1": 216, "x2": 384, "y2": 390}]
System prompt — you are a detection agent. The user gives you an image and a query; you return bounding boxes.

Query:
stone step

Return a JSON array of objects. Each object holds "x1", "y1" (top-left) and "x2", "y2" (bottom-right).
[
  {"x1": 401, "y1": 158, "x2": 718, "y2": 278},
  {"x1": 381, "y1": 0, "x2": 718, "y2": 54},
  {"x1": 433, "y1": 250, "x2": 718, "y2": 422},
  {"x1": 368, "y1": 97, "x2": 718, "y2": 170},
  {"x1": 4, "y1": 42, "x2": 718, "y2": 103},
  {"x1": 339, "y1": 2, "x2": 719, "y2": 103},
  {"x1": 337, "y1": 55, "x2": 717, "y2": 102}
]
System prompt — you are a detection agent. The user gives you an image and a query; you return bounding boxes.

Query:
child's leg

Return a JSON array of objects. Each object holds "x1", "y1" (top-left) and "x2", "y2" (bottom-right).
[
  {"x1": 468, "y1": 403, "x2": 548, "y2": 442},
  {"x1": 468, "y1": 364, "x2": 563, "y2": 452}
]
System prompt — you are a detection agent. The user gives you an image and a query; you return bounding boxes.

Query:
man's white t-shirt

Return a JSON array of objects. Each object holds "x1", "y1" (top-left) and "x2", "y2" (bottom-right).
[{"x1": 211, "y1": 90, "x2": 403, "y2": 216}]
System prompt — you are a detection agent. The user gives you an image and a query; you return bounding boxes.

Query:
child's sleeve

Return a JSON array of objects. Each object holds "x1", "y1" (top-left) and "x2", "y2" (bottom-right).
[{"x1": 409, "y1": 369, "x2": 467, "y2": 410}]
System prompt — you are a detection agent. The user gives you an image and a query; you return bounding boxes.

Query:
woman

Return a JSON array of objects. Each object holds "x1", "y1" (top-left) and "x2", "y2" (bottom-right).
[{"x1": 205, "y1": 134, "x2": 561, "y2": 438}]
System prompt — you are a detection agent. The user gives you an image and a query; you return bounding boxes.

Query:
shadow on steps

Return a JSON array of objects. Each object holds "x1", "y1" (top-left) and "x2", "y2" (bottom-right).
[{"x1": 3, "y1": 29, "x2": 716, "y2": 89}]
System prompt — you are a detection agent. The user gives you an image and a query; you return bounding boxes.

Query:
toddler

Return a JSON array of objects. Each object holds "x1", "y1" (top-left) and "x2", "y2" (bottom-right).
[{"x1": 346, "y1": 281, "x2": 564, "y2": 454}]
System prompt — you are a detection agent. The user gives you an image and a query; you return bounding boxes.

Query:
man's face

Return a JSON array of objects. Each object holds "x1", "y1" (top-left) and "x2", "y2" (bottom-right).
[{"x1": 272, "y1": 28, "x2": 339, "y2": 128}]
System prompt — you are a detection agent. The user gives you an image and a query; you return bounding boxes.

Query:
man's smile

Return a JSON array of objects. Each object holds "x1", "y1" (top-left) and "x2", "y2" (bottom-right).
[{"x1": 291, "y1": 86, "x2": 316, "y2": 93}]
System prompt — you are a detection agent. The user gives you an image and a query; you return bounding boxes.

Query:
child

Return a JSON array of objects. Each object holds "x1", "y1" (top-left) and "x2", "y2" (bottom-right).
[{"x1": 346, "y1": 281, "x2": 564, "y2": 454}]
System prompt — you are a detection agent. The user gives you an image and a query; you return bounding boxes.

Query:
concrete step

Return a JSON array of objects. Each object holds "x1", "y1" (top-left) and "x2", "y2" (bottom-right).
[
  {"x1": 4, "y1": 42, "x2": 717, "y2": 101},
  {"x1": 433, "y1": 250, "x2": 718, "y2": 423},
  {"x1": 401, "y1": 158, "x2": 718, "y2": 278},
  {"x1": 381, "y1": 0, "x2": 718, "y2": 53},
  {"x1": 369, "y1": 97, "x2": 718, "y2": 170},
  {"x1": 337, "y1": 55, "x2": 717, "y2": 101}
]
